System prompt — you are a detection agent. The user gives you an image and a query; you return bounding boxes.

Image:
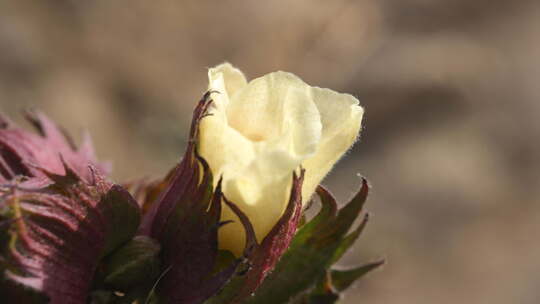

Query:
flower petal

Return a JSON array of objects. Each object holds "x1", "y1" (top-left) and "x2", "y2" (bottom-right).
[
  {"x1": 198, "y1": 111, "x2": 255, "y2": 179},
  {"x1": 208, "y1": 63, "x2": 248, "y2": 111},
  {"x1": 301, "y1": 88, "x2": 364, "y2": 202},
  {"x1": 226, "y1": 71, "x2": 322, "y2": 157}
]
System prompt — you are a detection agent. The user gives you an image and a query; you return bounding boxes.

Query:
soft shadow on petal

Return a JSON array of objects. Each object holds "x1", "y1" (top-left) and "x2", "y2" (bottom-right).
[
  {"x1": 198, "y1": 114, "x2": 255, "y2": 181},
  {"x1": 219, "y1": 173, "x2": 292, "y2": 256}
]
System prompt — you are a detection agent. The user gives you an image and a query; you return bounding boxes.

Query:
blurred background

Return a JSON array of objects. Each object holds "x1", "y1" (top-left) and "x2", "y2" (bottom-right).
[{"x1": 1, "y1": 1, "x2": 539, "y2": 303}]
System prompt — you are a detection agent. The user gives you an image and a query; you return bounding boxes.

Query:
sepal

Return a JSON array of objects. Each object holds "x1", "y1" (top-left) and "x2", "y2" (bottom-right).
[
  {"x1": 140, "y1": 93, "x2": 240, "y2": 303},
  {"x1": 101, "y1": 236, "x2": 161, "y2": 290}
]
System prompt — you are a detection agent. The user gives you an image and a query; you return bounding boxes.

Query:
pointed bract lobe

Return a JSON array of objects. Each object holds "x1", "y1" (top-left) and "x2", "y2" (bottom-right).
[{"x1": 0, "y1": 111, "x2": 109, "y2": 183}]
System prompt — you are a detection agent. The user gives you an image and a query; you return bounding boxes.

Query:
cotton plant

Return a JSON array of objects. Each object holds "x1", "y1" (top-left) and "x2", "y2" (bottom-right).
[{"x1": 0, "y1": 64, "x2": 383, "y2": 304}]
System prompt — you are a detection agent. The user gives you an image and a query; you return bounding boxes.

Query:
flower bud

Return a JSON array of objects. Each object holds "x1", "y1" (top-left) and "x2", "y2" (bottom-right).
[{"x1": 199, "y1": 63, "x2": 364, "y2": 254}]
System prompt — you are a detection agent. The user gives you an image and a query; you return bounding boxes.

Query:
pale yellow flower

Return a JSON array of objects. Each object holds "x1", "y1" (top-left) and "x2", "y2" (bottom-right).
[{"x1": 199, "y1": 63, "x2": 364, "y2": 255}]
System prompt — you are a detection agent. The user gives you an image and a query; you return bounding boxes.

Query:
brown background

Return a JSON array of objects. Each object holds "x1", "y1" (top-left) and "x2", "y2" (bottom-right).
[{"x1": 1, "y1": 1, "x2": 539, "y2": 303}]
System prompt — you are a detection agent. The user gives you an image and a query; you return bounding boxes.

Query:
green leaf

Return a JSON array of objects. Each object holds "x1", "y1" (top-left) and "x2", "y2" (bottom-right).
[
  {"x1": 103, "y1": 236, "x2": 161, "y2": 290},
  {"x1": 330, "y1": 260, "x2": 384, "y2": 292},
  {"x1": 309, "y1": 180, "x2": 368, "y2": 248},
  {"x1": 89, "y1": 290, "x2": 115, "y2": 304},
  {"x1": 295, "y1": 272, "x2": 340, "y2": 304},
  {"x1": 304, "y1": 294, "x2": 340, "y2": 304},
  {"x1": 329, "y1": 213, "x2": 369, "y2": 265},
  {"x1": 100, "y1": 185, "x2": 142, "y2": 257},
  {"x1": 213, "y1": 250, "x2": 237, "y2": 274},
  {"x1": 292, "y1": 185, "x2": 337, "y2": 245}
]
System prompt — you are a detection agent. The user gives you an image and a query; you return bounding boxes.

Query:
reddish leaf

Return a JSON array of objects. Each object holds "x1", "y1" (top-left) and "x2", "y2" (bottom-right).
[
  {"x1": 0, "y1": 112, "x2": 139, "y2": 303},
  {"x1": 140, "y1": 92, "x2": 213, "y2": 237},
  {"x1": 3, "y1": 166, "x2": 140, "y2": 304}
]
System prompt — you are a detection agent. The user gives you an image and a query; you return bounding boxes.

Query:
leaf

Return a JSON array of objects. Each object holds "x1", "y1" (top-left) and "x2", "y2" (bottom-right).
[
  {"x1": 0, "y1": 275, "x2": 48, "y2": 304},
  {"x1": 309, "y1": 179, "x2": 369, "y2": 248},
  {"x1": 99, "y1": 185, "x2": 142, "y2": 257},
  {"x1": 103, "y1": 236, "x2": 161, "y2": 290},
  {"x1": 292, "y1": 185, "x2": 337, "y2": 245},
  {"x1": 329, "y1": 213, "x2": 369, "y2": 265},
  {"x1": 330, "y1": 260, "x2": 384, "y2": 292},
  {"x1": 291, "y1": 272, "x2": 339, "y2": 304},
  {"x1": 89, "y1": 290, "x2": 115, "y2": 304}
]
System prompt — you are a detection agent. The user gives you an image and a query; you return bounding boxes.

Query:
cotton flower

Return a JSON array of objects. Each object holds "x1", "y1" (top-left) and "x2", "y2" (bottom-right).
[{"x1": 199, "y1": 63, "x2": 363, "y2": 254}]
